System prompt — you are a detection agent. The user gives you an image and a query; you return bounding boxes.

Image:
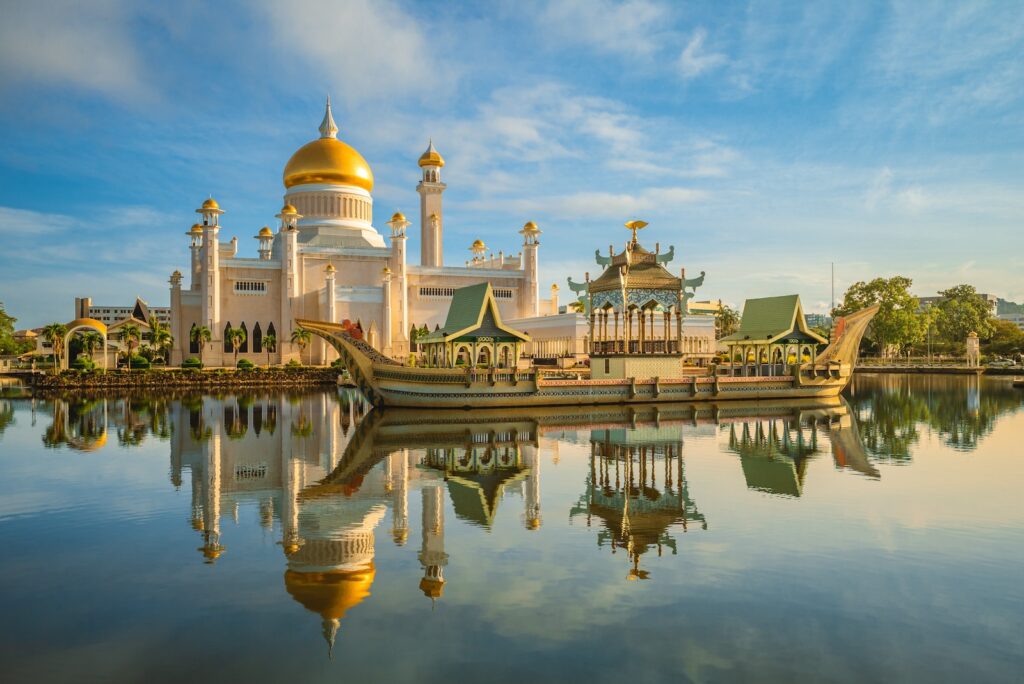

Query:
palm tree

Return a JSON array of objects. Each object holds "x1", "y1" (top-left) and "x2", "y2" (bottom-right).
[
  {"x1": 291, "y1": 327, "x2": 312, "y2": 365},
  {"x1": 79, "y1": 331, "x2": 103, "y2": 360},
  {"x1": 263, "y1": 333, "x2": 277, "y2": 367},
  {"x1": 120, "y1": 323, "x2": 141, "y2": 370},
  {"x1": 190, "y1": 325, "x2": 212, "y2": 367},
  {"x1": 226, "y1": 326, "x2": 247, "y2": 366},
  {"x1": 151, "y1": 322, "x2": 172, "y2": 365},
  {"x1": 41, "y1": 323, "x2": 68, "y2": 370}
]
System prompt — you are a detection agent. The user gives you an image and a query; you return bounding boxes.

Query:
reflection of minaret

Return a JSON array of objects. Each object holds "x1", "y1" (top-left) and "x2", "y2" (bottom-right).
[
  {"x1": 282, "y1": 449, "x2": 302, "y2": 555},
  {"x1": 418, "y1": 485, "x2": 448, "y2": 602},
  {"x1": 390, "y1": 450, "x2": 409, "y2": 545},
  {"x1": 523, "y1": 444, "x2": 541, "y2": 530},
  {"x1": 200, "y1": 433, "x2": 224, "y2": 563}
]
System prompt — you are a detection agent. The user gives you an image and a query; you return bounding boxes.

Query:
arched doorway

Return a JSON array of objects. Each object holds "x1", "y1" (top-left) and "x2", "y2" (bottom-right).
[{"x1": 62, "y1": 319, "x2": 108, "y2": 370}]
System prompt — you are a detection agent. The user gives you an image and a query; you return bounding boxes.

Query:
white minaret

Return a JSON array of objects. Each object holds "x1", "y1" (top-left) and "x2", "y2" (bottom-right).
[
  {"x1": 169, "y1": 270, "x2": 183, "y2": 365},
  {"x1": 381, "y1": 266, "x2": 393, "y2": 357},
  {"x1": 277, "y1": 203, "x2": 301, "y2": 361},
  {"x1": 387, "y1": 212, "x2": 411, "y2": 354},
  {"x1": 187, "y1": 223, "x2": 203, "y2": 290},
  {"x1": 418, "y1": 485, "x2": 448, "y2": 601},
  {"x1": 417, "y1": 140, "x2": 446, "y2": 267},
  {"x1": 198, "y1": 198, "x2": 223, "y2": 360},
  {"x1": 322, "y1": 264, "x2": 337, "y2": 364},
  {"x1": 390, "y1": 450, "x2": 409, "y2": 545},
  {"x1": 255, "y1": 226, "x2": 273, "y2": 260},
  {"x1": 520, "y1": 221, "x2": 541, "y2": 317}
]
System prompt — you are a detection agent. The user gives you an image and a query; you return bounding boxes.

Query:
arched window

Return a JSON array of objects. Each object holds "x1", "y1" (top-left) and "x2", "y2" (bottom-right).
[
  {"x1": 189, "y1": 323, "x2": 199, "y2": 354},
  {"x1": 223, "y1": 323, "x2": 232, "y2": 353},
  {"x1": 253, "y1": 322, "x2": 262, "y2": 354},
  {"x1": 239, "y1": 322, "x2": 249, "y2": 353},
  {"x1": 267, "y1": 322, "x2": 276, "y2": 342}
]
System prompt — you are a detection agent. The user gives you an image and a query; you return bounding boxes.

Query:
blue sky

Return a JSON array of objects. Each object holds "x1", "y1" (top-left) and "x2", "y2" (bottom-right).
[{"x1": 1, "y1": 0, "x2": 1022, "y2": 327}]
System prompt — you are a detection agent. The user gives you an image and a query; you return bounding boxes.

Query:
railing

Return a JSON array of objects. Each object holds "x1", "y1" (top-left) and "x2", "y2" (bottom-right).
[{"x1": 591, "y1": 340, "x2": 680, "y2": 354}]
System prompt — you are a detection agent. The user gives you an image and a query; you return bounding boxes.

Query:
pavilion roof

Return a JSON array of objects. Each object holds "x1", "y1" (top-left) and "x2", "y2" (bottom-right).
[
  {"x1": 589, "y1": 241, "x2": 681, "y2": 293},
  {"x1": 719, "y1": 294, "x2": 827, "y2": 345},
  {"x1": 424, "y1": 283, "x2": 530, "y2": 343}
]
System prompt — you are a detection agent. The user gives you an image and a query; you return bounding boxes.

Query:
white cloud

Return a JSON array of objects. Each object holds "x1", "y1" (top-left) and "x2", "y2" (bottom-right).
[
  {"x1": 260, "y1": 0, "x2": 446, "y2": 105},
  {"x1": 678, "y1": 28, "x2": 726, "y2": 79},
  {"x1": 0, "y1": 206, "x2": 77, "y2": 234},
  {"x1": 0, "y1": 0, "x2": 150, "y2": 100},
  {"x1": 538, "y1": 0, "x2": 673, "y2": 59},
  {"x1": 469, "y1": 186, "x2": 707, "y2": 218}
]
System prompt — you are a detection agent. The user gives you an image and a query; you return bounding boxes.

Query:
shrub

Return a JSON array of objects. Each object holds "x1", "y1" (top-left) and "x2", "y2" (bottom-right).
[
  {"x1": 127, "y1": 355, "x2": 150, "y2": 369},
  {"x1": 182, "y1": 357, "x2": 203, "y2": 369},
  {"x1": 286, "y1": 359, "x2": 301, "y2": 368},
  {"x1": 236, "y1": 358, "x2": 255, "y2": 371},
  {"x1": 71, "y1": 356, "x2": 96, "y2": 371}
]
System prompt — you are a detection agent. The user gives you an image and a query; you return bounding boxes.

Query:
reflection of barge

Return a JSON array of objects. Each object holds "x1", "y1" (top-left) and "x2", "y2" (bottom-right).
[{"x1": 299, "y1": 224, "x2": 878, "y2": 409}]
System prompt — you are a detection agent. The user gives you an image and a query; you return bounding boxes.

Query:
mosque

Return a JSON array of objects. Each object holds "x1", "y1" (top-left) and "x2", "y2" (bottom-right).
[{"x1": 168, "y1": 99, "x2": 554, "y2": 366}]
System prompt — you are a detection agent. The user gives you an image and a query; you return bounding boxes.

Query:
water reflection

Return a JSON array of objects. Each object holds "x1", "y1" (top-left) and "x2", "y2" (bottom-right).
[
  {"x1": 849, "y1": 374, "x2": 1023, "y2": 455},
  {"x1": 13, "y1": 376, "x2": 1022, "y2": 662}
]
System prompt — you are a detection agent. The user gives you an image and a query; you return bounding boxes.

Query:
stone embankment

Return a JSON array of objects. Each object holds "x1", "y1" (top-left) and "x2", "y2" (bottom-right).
[{"x1": 29, "y1": 367, "x2": 341, "y2": 390}]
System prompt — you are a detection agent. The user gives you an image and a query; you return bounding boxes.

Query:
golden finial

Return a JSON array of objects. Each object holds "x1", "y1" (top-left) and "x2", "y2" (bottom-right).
[{"x1": 624, "y1": 220, "x2": 648, "y2": 244}]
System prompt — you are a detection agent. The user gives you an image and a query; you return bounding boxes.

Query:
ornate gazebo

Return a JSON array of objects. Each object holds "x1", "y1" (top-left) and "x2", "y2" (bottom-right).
[{"x1": 575, "y1": 221, "x2": 705, "y2": 380}]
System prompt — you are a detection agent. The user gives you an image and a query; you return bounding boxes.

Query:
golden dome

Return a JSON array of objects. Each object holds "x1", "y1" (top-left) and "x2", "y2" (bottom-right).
[
  {"x1": 390, "y1": 211, "x2": 406, "y2": 223},
  {"x1": 418, "y1": 139, "x2": 445, "y2": 168},
  {"x1": 201, "y1": 198, "x2": 220, "y2": 210},
  {"x1": 520, "y1": 221, "x2": 540, "y2": 234},
  {"x1": 284, "y1": 566, "x2": 375, "y2": 621},
  {"x1": 188, "y1": 223, "x2": 203, "y2": 235},
  {"x1": 470, "y1": 239, "x2": 486, "y2": 251},
  {"x1": 258, "y1": 226, "x2": 273, "y2": 237},
  {"x1": 283, "y1": 100, "x2": 373, "y2": 191},
  {"x1": 325, "y1": 264, "x2": 336, "y2": 273},
  {"x1": 283, "y1": 138, "x2": 374, "y2": 191},
  {"x1": 280, "y1": 203, "x2": 298, "y2": 215}
]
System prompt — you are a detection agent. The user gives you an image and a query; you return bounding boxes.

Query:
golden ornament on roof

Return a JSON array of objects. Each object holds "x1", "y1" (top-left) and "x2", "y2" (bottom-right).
[
  {"x1": 258, "y1": 226, "x2": 273, "y2": 237},
  {"x1": 418, "y1": 139, "x2": 445, "y2": 168}
]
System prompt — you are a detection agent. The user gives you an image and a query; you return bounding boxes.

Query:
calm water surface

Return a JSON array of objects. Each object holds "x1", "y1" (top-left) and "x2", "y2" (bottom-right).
[{"x1": 0, "y1": 374, "x2": 1021, "y2": 683}]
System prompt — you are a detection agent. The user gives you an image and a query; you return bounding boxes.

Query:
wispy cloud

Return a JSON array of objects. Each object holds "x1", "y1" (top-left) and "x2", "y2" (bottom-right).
[
  {"x1": 0, "y1": 0, "x2": 151, "y2": 101},
  {"x1": 537, "y1": 0, "x2": 673, "y2": 59},
  {"x1": 678, "y1": 28, "x2": 727, "y2": 79}
]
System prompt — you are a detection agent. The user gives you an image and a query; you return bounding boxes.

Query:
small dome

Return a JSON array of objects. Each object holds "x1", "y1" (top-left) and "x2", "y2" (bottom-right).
[
  {"x1": 390, "y1": 211, "x2": 406, "y2": 223},
  {"x1": 172, "y1": 269, "x2": 182, "y2": 277},
  {"x1": 418, "y1": 140, "x2": 445, "y2": 168},
  {"x1": 202, "y1": 198, "x2": 220, "y2": 210},
  {"x1": 280, "y1": 203, "x2": 298, "y2": 215},
  {"x1": 968, "y1": 331, "x2": 978, "y2": 338},
  {"x1": 258, "y1": 226, "x2": 273, "y2": 237},
  {"x1": 325, "y1": 264, "x2": 336, "y2": 273},
  {"x1": 188, "y1": 223, "x2": 203, "y2": 235},
  {"x1": 382, "y1": 265, "x2": 392, "y2": 276},
  {"x1": 520, "y1": 221, "x2": 540, "y2": 234},
  {"x1": 470, "y1": 239, "x2": 486, "y2": 251},
  {"x1": 419, "y1": 576, "x2": 445, "y2": 599}
]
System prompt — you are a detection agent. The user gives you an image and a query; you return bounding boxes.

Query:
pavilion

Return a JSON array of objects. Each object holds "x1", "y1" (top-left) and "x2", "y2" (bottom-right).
[
  {"x1": 718, "y1": 294, "x2": 827, "y2": 376},
  {"x1": 420, "y1": 283, "x2": 531, "y2": 368}
]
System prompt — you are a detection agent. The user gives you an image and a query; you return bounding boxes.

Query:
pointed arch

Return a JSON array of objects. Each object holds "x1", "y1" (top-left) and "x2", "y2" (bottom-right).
[
  {"x1": 239, "y1": 322, "x2": 249, "y2": 353},
  {"x1": 189, "y1": 323, "x2": 199, "y2": 354},
  {"x1": 223, "y1": 322, "x2": 232, "y2": 353},
  {"x1": 252, "y1": 322, "x2": 263, "y2": 354}
]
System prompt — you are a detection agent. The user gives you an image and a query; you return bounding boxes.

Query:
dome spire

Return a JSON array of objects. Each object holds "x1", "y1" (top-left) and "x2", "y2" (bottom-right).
[{"x1": 319, "y1": 95, "x2": 339, "y2": 140}]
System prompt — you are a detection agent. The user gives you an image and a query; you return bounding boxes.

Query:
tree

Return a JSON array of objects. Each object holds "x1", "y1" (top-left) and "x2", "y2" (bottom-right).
[
  {"x1": 41, "y1": 323, "x2": 68, "y2": 370},
  {"x1": 0, "y1": 302, "x2": 27, "y2": 355},
  {"x1": 933, "y1": 284, "x2": 995, "y2": 348},
  {"x1": 190, "y1": 325, "x2": 212, "y2": 367},
  {"x1": 226, "y1": 326, "x2": 247, "y2": 366},
  {"x1": 79, "y1": 331, "x2": 104, "y2": 364},
  {"x1": 263, "y1": 333, "x2": 277, "y2": 367},
  {"x1": 715, "y1": 304, "x2": 740, "y2": 339},
  {"x1": 984, "y1": 319, "x2": 1024, "y2": 357},
  {"x1": 832, "y1": 277, "x2": 927, "y2": 358},
  {"x1": 120, "y1": 324, "x2": 141, "y2": 370},
  {"x1": 150, "y1": 321, "x2": 173, "y2": 364},
  {"x1": 291, "y1": 327, "x2": 312, "y2": 365}
]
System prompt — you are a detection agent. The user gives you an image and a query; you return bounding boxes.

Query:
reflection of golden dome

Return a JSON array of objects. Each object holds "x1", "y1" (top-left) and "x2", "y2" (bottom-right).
[
  {"x1": 258, "y1": 226, "x2": 273, "y2": 237},
  {"x1": 418, "y1": 140, "x2": 445, "y2": 168},
  {"x1": 69, "y1": 431, "x2": 107, "y2": 452},
  {"x1": 419, "y1": 576, "x2": 445, "y2": 599},
  {"x1": 392, "y1": 528, "x2": 409, "y2": 545},
  {"x1": 285, "y1": 566, "x2": 375, "y2": 622},
  {"x1": 526, "y1": 517, "x2": 541, "y2": 530},
  {"x1": 283, "y1": 138, "x2": 374, "y2": 191}
]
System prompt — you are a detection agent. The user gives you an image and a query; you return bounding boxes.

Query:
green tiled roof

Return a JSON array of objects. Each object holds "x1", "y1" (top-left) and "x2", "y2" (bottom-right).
[
  {"x1": 720, "y1": 294, "x2": 825, "y2": 344},
  {"x1": 423, "y1": 282, "x2": 530, "y2": 342}
]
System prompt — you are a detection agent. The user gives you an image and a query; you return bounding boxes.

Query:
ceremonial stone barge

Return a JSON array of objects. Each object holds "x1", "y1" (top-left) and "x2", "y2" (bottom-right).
[{"x1": 298, "y1": 223, "x2": 878, "y2": 409}]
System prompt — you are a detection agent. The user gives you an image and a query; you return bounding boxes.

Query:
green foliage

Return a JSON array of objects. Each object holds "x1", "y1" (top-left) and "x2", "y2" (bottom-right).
[
  {"x1": 290, "y1": 327, "x2": 312, "y2": 364},
  {"x1": 42, "y1": 322, "x2": 68, "y2": 369},
  {"x1": 236, "y1": 358, "x2": 255, "y2": 371},
  {"x1": 715, "y1": 304, "x2": 740, "y2": 339},
  {"x1": 984, "y1": 319, "x2": 1024, "y2": 356},
  {"x1": 833, "y1": 277, "x2": 928, "y2": 357},
  {"x1": 0, "y1": 303, "x2": 32, "y2": 355},
  {"x1": 182, "y1": 357, "x2": 204, "y2": 369},
  {"x1": 933, "y1": 284, "x2": 995, "y2": 346},
  {"x1": 190, "y1": 325, "x2": 212, "y2": 365},
  {"x1": 126, "y1": 354, "x2": 150, "y2": 369},
  {"x1": 286, "y1": 358, "x2": 301, "y2": 368},
  {"x1": 71, "y1": 356, "x2": 96, "y2": 371}
]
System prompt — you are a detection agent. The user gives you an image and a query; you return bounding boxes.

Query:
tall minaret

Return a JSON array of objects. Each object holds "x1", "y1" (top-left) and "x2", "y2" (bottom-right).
[
  {"x1": 277, "y1": 203, "x2": 301, "y2": 361},
  {"x1": 169, "y1": 270, "x2": 183, "y2": 365},
  {"x1": 519, "y1": 221, "x2": 541, "y2": 317},
  {"x1": 418, "y1": 485, "x2": 448, "y2": 602},
  {"x1": 187, "y1": 223, "x2": 203, "y2": 290},
  {"x1": 197, "y1": 198, "x2": 223, "y2": 360},
  {"x1": 416, "y1": 140, "x2": 446, "y2": 267},
  {"x1": 381, "y1": 266, "x2": 393, "y2": 356},
  {"x1": 388, "y1": 212, "x2": 411, "y2": 354}
]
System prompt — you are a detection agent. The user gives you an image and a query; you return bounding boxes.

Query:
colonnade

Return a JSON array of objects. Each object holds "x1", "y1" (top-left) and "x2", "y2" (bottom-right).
[{"x1": 589, "y1": 305, "x2": 683, "y2": 355}]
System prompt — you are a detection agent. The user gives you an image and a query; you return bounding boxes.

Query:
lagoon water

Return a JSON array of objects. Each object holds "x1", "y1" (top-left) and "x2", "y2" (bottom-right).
[{"x1": 0, "y1": 374, "x2": 1021, "y2": 683}]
